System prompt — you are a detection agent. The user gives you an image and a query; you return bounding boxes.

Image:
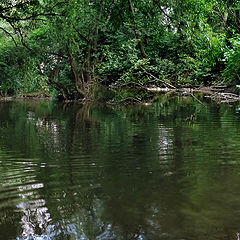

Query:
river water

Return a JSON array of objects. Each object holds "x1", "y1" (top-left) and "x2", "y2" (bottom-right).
[{"x1": 1, "y1": 96, "x2": 240, "y2": 240}]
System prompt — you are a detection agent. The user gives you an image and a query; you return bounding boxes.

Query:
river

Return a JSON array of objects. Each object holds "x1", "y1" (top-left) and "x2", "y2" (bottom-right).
[{"x1": 1, "y1": 95, "x2": 240, "y2": 240}]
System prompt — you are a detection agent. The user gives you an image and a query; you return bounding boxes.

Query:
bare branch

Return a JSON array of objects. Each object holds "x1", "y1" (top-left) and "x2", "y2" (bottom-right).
[
  {"x1": 0, "y1": 12, "x2": 60, "y2": 21},
  {"x1": 0, "y1": 27, "x2": 18, "y2": 47},
  {"x1": 7, "y1": 21, "x2": 32, "y2": 52},
  {"x1": 152, "y1": 0, "x2": 174, "y2": 22},
  {"x1": 72, "y1": 25, "x2": 89, "y2": 43}
]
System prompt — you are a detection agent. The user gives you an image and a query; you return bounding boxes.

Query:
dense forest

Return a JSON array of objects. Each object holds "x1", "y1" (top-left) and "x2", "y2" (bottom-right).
[{"x1": 0, "y1": 0, "x2": 239, "y2": 101}]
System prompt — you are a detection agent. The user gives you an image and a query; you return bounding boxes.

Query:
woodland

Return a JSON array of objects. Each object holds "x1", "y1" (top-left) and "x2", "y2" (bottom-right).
[{"x1": 0, "y1": 0, "x2": 240, "y2": 102}]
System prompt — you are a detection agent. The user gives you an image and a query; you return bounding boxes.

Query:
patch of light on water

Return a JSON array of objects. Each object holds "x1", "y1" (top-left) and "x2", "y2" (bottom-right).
[
  {"x1": 157, "y1": 124, "x2": 173, "y2": 158},
  {"x1": 27, "y1": 111, "x2": 36, "y2": 121},
  {"x1": 15, "y1": 221, "x2": 89, "y2": 240},
  {"x1": 16, "y1": 198, "x2": 52, "y2": 239},
  {"x1": 18, "y1": 183, "x2": 44, "y2": 192},
  {"x1": 16, "y1": 235, "x2": 53, "y2": 240}
]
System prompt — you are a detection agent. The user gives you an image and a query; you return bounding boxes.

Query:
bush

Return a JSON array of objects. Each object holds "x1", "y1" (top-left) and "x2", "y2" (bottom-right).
[{"x1": 223, "y1": 35, "x2": 240, "y2": 84}]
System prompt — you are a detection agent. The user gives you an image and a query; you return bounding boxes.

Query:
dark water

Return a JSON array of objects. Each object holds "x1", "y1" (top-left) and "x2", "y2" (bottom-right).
[{"x1": 1, "y1": 96, "x2": 240, "y2": 240}]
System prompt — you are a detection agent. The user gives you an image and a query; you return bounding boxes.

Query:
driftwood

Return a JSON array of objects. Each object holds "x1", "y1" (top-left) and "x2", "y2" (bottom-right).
[
  {"x1": 194, "y1": 86, "x2": 240, "y2": 103},
  {"x1": 205, "y1": 92, "x2": 240, "y2": 103},
  {"x1": 146, "y1": 87, "x2": 174, "y2": 92},
  {"x1": 145, "y1": 86, "x2": 240, "y2": 103}
]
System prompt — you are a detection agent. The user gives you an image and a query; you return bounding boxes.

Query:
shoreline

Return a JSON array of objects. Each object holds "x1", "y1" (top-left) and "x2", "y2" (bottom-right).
[{"x1": 0, "y1": 85, "x2": 239, "y2": 104}]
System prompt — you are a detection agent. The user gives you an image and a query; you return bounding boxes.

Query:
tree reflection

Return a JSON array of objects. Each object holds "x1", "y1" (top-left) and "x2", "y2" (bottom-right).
[{"x1": 1, "y1": 98, "x2": 240, "y2": 239}]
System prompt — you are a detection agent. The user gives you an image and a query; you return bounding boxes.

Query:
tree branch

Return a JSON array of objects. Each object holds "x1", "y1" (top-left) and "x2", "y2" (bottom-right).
[
  {"x1": 72, "y1": 25, "x2": 89, "y2": 43},
  {"x1": 0, "y1": 27, "x2": 18, "y2": 47},
  {"x1": 7, "y1": 21, "x2": 32, "y2": 52},
  {"x1": 152, "y1": 0, "x2": 174, "y2": 22},
  {"x1": 0, "y1": 12, "x2": 60, "y2": 21},
  {"x1": 0, "y1": 1, "x2": 32, "y2": 12}
]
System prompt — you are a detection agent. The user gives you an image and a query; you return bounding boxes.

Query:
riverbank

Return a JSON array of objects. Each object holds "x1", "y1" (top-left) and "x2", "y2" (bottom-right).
[
  {"x1": 0, "y1": 85, "x2": 239, "y2": 104},
  {"x1": 0, "y1": 92, "x2": 51, "y2": 101}
]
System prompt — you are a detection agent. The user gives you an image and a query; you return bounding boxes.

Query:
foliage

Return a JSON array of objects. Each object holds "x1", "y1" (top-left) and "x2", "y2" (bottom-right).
[
  {"x1": 223, "y1": 35, "x2": 240, "y2": 83},
  {"x1": 0, "y1": 0, "x2": 240, "y2": 100},
  {"x1": 0, "y1": 37, "x2": 47, "y2": 95}
]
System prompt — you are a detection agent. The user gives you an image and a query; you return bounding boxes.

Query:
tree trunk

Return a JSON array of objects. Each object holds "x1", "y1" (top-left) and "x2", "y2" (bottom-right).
[
  {"x1": 48, "y1": 68, "x2": 69, "y2": 100},
  {"x1": 127, "y1": 0, "x2": 147, "y2": 58},
  {"x1": 69, "y1": 52, "x2": 86, "y2": 99}
]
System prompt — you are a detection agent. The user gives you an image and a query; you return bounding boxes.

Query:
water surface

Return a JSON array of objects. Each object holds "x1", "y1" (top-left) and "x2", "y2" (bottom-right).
[{"x1": 1, "y1": 96, "x2": 240, "y2": 240}]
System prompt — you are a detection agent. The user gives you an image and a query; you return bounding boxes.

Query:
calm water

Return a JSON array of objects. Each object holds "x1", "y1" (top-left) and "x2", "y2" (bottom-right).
[{"x1": 1, "y1": 96, "x2": 240, "y2": 240}]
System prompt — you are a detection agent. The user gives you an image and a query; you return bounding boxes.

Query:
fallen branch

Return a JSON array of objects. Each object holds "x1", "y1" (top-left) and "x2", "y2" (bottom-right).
[
  {"x1": 204, "y1": 92, "x2": 240, "y2": 103},
  {"x1": 146, "y1": 87, "x2": 174, "y2": 92},
  {"x1": 140, "y1": 67, "x2": 176, "y2": 89}
]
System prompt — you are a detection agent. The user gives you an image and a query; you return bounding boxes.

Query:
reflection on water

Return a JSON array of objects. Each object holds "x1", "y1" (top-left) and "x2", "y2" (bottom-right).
[
  {"x1": 17, "y1": 198, "x2": 51, "y2": 238},
  {"x1": 1, "y1": 97, "x2": 240, "y2": 239}
]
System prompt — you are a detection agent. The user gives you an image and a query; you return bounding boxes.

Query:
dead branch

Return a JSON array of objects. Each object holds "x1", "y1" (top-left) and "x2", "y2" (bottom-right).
[{"x1": 140, "y1": 67, "x2": 176, "y2": 89}]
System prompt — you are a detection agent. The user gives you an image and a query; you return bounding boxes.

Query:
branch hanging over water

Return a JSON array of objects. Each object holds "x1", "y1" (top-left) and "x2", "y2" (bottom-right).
[{"x1": 140, "y1": 67, "x2": 176, "y2": 89}]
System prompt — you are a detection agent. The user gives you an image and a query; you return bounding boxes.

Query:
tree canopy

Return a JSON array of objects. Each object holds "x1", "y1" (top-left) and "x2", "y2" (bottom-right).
[{"x1": 0, "y1": 0, "x2": 240, "y2": 101}]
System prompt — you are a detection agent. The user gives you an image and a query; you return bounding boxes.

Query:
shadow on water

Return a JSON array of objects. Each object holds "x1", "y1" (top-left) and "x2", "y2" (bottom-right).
[{"x1": 1, "y1": 97, "x2": 240, "y2": 239}]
